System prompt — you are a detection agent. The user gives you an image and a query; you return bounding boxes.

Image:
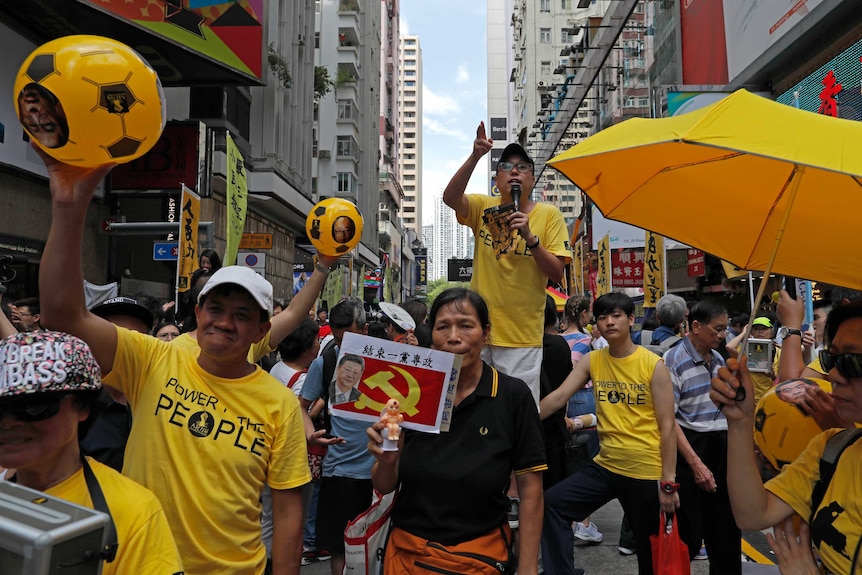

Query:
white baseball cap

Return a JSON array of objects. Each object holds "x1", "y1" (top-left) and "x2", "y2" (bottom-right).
[{"x1": 197, "y1": 265, "x2": 273, "y2": 316}]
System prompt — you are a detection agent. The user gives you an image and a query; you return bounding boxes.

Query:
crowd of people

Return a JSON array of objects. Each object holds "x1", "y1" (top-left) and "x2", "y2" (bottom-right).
[{"x1": 0, "y1": 130, "x2": 860, "y2": 575}]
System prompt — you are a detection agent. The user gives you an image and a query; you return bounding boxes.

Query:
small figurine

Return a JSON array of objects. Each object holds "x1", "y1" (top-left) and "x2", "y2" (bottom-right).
[{"x1": 380, "y1": 398, "x2": 404, "y2": 450}]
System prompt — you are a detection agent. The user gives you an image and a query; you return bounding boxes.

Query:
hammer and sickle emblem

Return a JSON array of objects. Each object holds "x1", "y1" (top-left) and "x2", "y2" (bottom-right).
[{"x1": 354, "y1": 366, "x2": 422, "y2": 416}]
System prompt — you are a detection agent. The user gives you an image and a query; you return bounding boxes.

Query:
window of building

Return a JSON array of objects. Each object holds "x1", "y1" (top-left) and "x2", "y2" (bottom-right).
[
  {"x1": 540, "y1": 0, "x2": 550, "y2": 11},
  {"x1": 404, "y1": 185, "x2": 415, "y2": 191},
  {"x1": 312, "y1": 177, "x2": 318, "y2": 195},
  {"x1": 404, "y1": 153, "x2": 415, "y2": 159},
  {"x1": 404, "y1": 122, "x2": 415, "y2": 128},
  {"x1": 404, "y1": 174, "x2": 415, "y2": 180},
  {"x1": 315, "y1": 0, "x2": 321, "y2": 13},
  {"x1": 541, "y1": 61, "x2": 551, "y2": 75},
  {"x1": 405, "y1": 91, "x2": 416, "y2": 97},
  {"x1": 561, "y1": 28, "x2": 573, "y2": 43},
  {"x1": 404, "y1": 101, "x2": 416, "y2": 107},
  {"x1": 405, "y1": 59, "x2": 416, "y2": 66},
  {"x1": 540, "y1": 28, "x2": 551, "y2": 43},
  {"x1": 405, "y1": 132, "x2": 415, "y2": 138},
  {"x1": 405, "y1": 111, "x2": 416, "y2": 118},
  {"x1": 404, "y1": 206, "x2": 415, "y2": 212},
  {"x1": 336, "y1": 136, "x2": 355, "y2": 157},
  {"x1": 561, "y1": 0, "x2": 570, "y2": 9},
  {"x1": 638, "y1": 97, "x2": 649, "y2": 107},
  {"x1": 405, "y1": 142, "x2": 415, "y2": 149},
  {"x1": 405, "y1": 39, "x2": 415, "y2": 45},
  {"x1": 405, "y1": 217, "x2": 415, "y2": 224},
  {"x1": 405, "y1": 70, "x2": 416, "y2": 77},
  {"x1": 404, "y1": 49, "x2": 416, "y2": 56},
  {"x1": 336, "y1": 172, "x2": 353, "y2": 193},
  {"x1": 405, "y1": 80, "x2": 415, "y2": 86},
  {"x1": 315, "y1": 32, "x2": 320, "y2": 48}
]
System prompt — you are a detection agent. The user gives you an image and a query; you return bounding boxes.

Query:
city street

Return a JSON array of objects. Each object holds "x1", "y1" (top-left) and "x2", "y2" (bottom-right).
[{"x1": 300, "y1": 498, "x2": 780, "y2": 574}]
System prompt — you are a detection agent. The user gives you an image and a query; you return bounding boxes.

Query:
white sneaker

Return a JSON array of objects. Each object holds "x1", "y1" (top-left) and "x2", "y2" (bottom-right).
[{"x1": 573, "y1": 521, "x2": 604, "y2": 543}]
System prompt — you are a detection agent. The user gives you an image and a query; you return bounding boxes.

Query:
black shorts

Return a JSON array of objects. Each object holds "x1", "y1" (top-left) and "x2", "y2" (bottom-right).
[{"x1": 315, "y1": 476, "x2": 374, "y2": 553}]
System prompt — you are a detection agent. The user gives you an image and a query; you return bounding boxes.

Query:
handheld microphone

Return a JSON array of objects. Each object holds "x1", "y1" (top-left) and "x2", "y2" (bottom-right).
[{"x1": 511, "y1": 183, "x2": 522, "y2": 212}]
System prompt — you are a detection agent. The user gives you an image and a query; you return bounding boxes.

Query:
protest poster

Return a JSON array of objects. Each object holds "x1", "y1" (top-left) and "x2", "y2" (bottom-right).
[{"x1": 329, "y1": 332, "x2": 462, "y2": 433}]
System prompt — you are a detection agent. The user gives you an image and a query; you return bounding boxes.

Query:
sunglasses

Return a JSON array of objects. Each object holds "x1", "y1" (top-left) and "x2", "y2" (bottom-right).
[
  {"x1": 819, "y1": 350, "x2": 862, "y2": 379},
  {"x1": 0, "y1": 395, "x2": 68, "y2": 422}
]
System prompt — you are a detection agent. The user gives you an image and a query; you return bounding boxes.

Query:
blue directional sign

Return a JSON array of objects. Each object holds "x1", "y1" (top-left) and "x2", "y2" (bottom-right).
[{"x1": 153, "y1": 242, "x2": 179, "y2": 261}]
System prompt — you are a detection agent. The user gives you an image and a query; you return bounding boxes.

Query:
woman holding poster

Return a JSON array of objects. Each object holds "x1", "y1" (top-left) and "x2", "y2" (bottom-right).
[{"x1": 367, "y1": 288, "x2": 547, "y2": 575}]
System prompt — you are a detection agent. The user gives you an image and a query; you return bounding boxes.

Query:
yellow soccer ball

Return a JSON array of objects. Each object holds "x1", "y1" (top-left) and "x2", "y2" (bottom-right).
[
  {"x1": 306, "y1": 198, "x2": 363, "y2": 256},
  {"x1": 753, "y1": 378, "x2": 830, "y2": 470},
  {"x1": 14, "y1": 35, "x2": 165, "y2": 167}
]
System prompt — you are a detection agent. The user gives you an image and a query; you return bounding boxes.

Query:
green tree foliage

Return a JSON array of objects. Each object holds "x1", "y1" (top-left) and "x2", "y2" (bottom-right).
[
  {"x1": 314, "y1": 66, "x2": 334, "y2": 101},
  {"x1": 425, "y1": 278, "x2": 470, "y2": 309}
]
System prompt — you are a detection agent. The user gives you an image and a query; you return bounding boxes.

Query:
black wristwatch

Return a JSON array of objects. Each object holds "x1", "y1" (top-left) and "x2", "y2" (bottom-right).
[
  {"x1": 525, "y1": 236, "x2": 540, "y2": 250},
  {"x1": 777, "y1": 327, "x2": 802, "y2": 339}
]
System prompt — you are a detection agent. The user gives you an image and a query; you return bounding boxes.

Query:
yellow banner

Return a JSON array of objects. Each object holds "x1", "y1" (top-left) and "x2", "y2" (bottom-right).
[
  {"x1": 177, "y1": 185, "x2": 201, "y2": 295},
  {"x1": 643, "y1": 232, "x2": 664, "y2": 307},
  {"x1": 224, "y1": 133, "x2": 248, "y2": 267},
  {"x1": 573, "y1": 239, "x2": 584, "y2": 295},
  {"x1": 721, "y1": 259, "x2": 748, "y2": 279},
  {"x1": 596, "y1": 234, "x2": 611, "y2": 297}
]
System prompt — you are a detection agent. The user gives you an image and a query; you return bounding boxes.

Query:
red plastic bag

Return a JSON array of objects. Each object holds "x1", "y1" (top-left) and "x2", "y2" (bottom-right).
[{"x1": 649, "y1": 512, "x2": 690, "y2": 575}]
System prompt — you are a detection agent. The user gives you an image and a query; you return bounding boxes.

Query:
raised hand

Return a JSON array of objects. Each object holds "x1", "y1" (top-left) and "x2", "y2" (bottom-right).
[{"x1": 472, "y1": 122, "x2": 493, "y2": 160}]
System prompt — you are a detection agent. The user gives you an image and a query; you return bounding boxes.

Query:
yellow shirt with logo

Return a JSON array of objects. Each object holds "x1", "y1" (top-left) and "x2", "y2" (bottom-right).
[
  {"x1": 109, "y1": 327, "x2": 310, "y2": 575},
  {"x1": 590, "y1": 346, "x2": 664, "y2": 480},
  {"x1": 766, "y1": 429, "x2": 861, "y2": 575},
  {"x1": 458, "y1": 194, "x2": 571, "y2": 347},
  {"x1": 171, "y1": 331, "x2": 274, "y2": 363},
  {"x1": 46, "y1": 457, "x2": 183, "y2": 575}
]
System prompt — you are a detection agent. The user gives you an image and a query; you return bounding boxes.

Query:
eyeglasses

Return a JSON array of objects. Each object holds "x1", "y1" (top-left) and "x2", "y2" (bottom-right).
[
  {"x1": 0, "y1": 395, "x2": 68, "y2": 422},
  {"x1": 819, "y1": 350, "x2": 862, "y2": 379},
  {"x1": 497, "y1": 161, "x2": 533, "y2": 174},
  {"x1": 702, "y1": 323, "x2": 727, "y2": 337}
]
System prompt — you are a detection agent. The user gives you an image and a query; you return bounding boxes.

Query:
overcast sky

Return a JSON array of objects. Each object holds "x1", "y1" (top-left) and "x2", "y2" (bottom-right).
[{"x1": 401, "y1": 0, "x2": 490, "y2": 225}]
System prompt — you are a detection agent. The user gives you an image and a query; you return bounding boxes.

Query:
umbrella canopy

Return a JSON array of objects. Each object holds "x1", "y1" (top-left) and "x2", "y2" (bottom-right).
[{"x1": 548, "y1": 89, "x2": 862, "y2": 290}]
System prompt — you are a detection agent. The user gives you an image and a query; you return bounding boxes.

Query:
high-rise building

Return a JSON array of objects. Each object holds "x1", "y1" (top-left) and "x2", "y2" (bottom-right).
[
  {"x1": 314, "y1": 0, "x2": 381, "y2": 270},
  {"x1": 429, "y1": 195, "x2": 473, "y2": 282},
  {"x1": 398, "y1": 35, "x2": 423, "y2": 237}
]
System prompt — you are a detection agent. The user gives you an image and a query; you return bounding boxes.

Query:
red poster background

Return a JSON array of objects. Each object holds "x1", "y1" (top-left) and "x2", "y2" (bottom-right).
[{"x1": 334, "y1": 356, "x2": 448, "y2": 427}]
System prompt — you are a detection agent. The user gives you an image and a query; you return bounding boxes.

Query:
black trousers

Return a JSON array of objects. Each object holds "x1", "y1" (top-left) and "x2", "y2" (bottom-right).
[{"x1": 676, "y1": 427, "x2": 741, "y2": 575}]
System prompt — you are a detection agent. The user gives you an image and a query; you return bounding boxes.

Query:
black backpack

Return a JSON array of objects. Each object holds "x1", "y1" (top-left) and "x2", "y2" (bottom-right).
[{"x1": 809, "y1": 427, "x2": 862, "y2": 524}]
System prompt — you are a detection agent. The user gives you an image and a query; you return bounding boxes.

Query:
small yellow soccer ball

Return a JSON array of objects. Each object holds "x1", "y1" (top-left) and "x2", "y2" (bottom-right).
[
  {"x1": 14, "y1": 35, "x2": 165, "y2": 167},
  {"x1": 306, "y1": 198, "x2": 364, "y2": 256},
  {"x1": 753, "y1": 378, "x2": 830, "y2": 470}
]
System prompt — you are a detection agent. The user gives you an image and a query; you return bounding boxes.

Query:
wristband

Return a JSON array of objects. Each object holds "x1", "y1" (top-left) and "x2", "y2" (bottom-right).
[
  {"x1": 315, "y1": 261, "x2": 330, "y2": 275},
  {"x1": 660, "y1": 481, "x2": 680, "y2": 495},
  {"x1": 525, "y1": 236, "x2": 540, "y2": 250}
]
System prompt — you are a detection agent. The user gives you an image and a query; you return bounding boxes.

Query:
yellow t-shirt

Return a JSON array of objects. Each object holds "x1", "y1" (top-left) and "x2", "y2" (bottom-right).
[
  {"x1": 171, "y1": 331, "x2": 274, "y2": 363},
  {"x1": 590, "y1": 346, "x2": 665, "y2": 480},
  {"x1": 458, "y1": 194, "x2": 571, "y2": 347},
  {"x1": 766, "y1": 429, "x2": 862, "y2": 575},
  {"x1": 110, "y1": 327, "x2": 310, "y2": 575},
  {"x1": 807, "y1": 355, "x2": 826, "y2": 375},
  {"x1": 45, "y1": 458, "x2": 183, "y2": 575}
]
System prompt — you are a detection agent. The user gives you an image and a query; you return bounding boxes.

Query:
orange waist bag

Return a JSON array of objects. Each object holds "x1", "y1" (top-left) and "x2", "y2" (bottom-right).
[{"x1": 383, "y1": 524, "x2": 512, "y2": 575}]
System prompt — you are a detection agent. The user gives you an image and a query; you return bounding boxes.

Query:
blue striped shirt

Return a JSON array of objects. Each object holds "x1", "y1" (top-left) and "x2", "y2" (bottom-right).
[{"x1": 663, "y1": 337, "x2": 727, "y2": 432}]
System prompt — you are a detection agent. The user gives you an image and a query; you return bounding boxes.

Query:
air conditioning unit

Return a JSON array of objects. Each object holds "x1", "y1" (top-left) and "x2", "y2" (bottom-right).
[{"x1": 318, "y1": 150, "x2": 331, "y2": 159}]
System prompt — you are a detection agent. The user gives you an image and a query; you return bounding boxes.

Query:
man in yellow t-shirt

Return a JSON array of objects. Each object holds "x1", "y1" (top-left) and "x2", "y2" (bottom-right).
[
  {"x1": 36, "y1": 151, "x2": 314, "y2": 575},
  {"x1": 443, "y1": 122, "x2": 571, "y2": 406},
  {"x1": 540, "y1": 293, "x2": 679, "y2": 575}
]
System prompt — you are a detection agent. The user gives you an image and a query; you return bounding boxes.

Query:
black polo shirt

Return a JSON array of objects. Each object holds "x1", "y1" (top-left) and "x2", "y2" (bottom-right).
[{"x1": 392, "y1": 363, "x2": 547, "y2": 545}]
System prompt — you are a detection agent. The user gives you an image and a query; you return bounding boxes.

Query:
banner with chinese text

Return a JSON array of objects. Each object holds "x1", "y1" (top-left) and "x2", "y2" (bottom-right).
[
  {"x1": 643, "y1": 233, "x2": 664, "y2": 307},
  {"x1": 573, "y1": 239, "x2": 584, "y2": 295},
  {"x1": 330, "y1": 333, "x2": 462, "y2": 434},
  {"x1": 176, "y1": 185, "x2": 200, "y2": 296},
  {"x1": 595, "y1": 235, "x2": 611, "y2": 297},
  {"x1": 224, "y1": 133, "x2": 248, "y2": 268}
]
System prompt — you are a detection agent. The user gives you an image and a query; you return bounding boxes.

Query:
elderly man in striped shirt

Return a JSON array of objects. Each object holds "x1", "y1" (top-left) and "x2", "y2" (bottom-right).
[{"x1": 662, "y1": 300, "x2": 741, "y2": 575}]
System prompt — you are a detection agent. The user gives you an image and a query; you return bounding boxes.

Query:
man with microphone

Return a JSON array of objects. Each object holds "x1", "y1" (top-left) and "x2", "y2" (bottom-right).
[{"x1": 443, "y1": 122, "x2": 571, "y2": 408}]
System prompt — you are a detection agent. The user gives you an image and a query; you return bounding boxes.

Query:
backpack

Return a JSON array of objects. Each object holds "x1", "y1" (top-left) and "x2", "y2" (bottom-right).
[
  {"x1": 318, "y1": 339, "x2": 339, "y2": 433},
  {"x1": 809, "y1": 428, "x2": 862, "y2": 524},
  {"x1": 639, "y1": 329, "x2": 683, "y2": 357}
]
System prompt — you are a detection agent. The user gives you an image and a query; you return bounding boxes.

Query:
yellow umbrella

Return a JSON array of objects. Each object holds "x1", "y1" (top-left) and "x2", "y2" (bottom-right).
[{"x1": 548, "y1": 89, "x2": 862, "y2": 293}]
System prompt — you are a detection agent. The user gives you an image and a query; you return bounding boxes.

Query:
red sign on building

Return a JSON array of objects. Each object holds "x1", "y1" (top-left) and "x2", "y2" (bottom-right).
[
  {"x1": 611, "y1": 249, "x2": 645, "y2": 288},
  {"x1": 687, "y1": 249, "x2": 706, "y2": 277}
]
